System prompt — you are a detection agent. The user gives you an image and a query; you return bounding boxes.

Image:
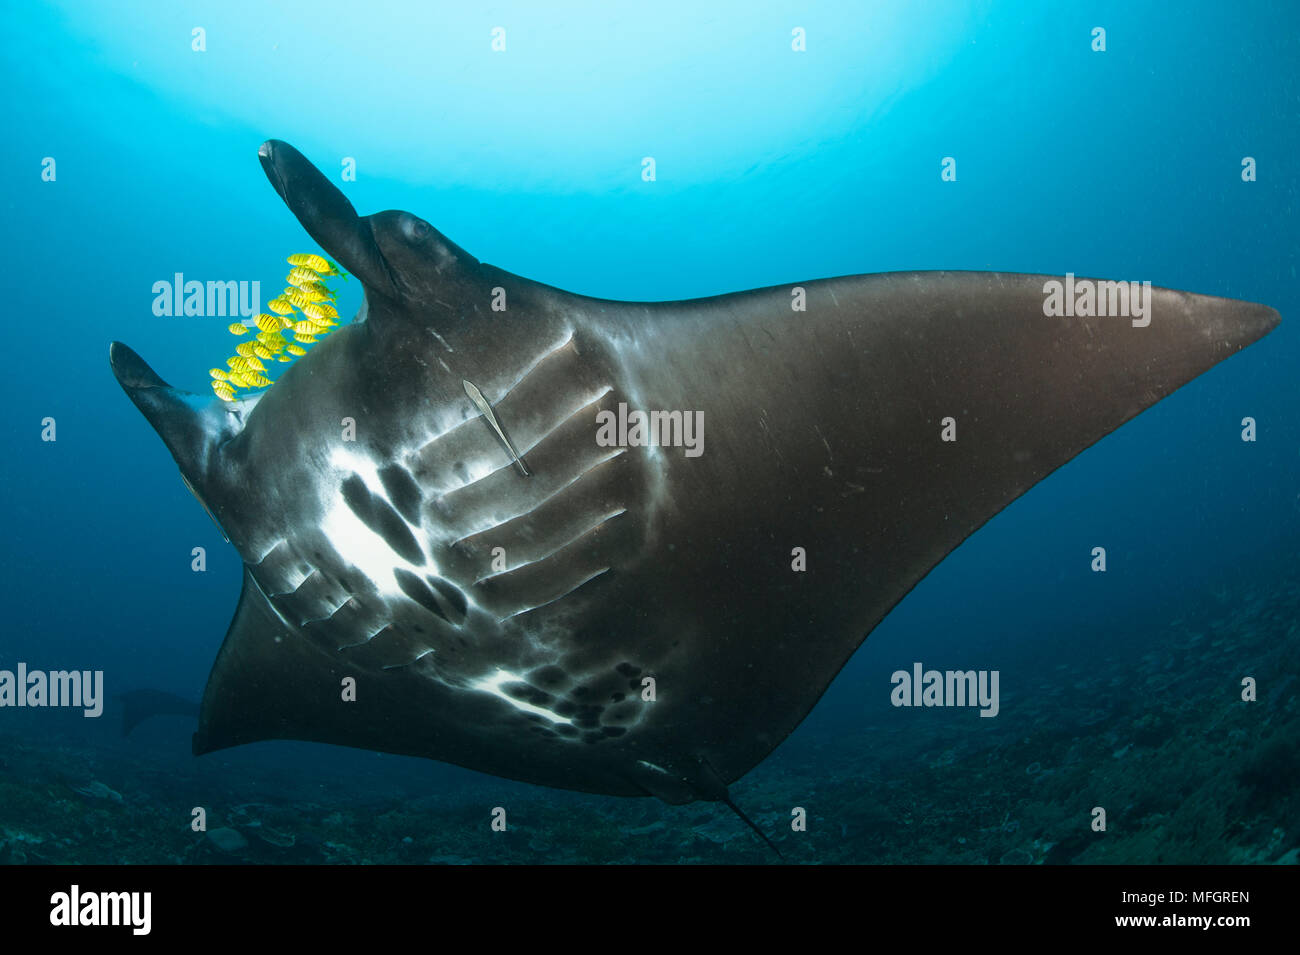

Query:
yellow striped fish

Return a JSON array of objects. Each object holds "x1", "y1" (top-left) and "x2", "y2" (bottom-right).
[
  {"x1": 299, "y1": 303, "x2": 330, "y2": 322},
  {"x1": 287, "y1": 253, "x2": 348, "y2": 280},
  {"x1": 286, "y1": 266, "x2": 322, "y2": 287},
  {"x1": 204, "y1": 253, "x2": 347, "y2": 399},
  {"x1": 287, "y1": 253, "x2": 331, "y2": 273},
  {"x1": 281, "y1": 288, "x2": 318, "y2": 309},
  {"x1": 299, "y1": 280, "x2": 333, "y2": 299}
]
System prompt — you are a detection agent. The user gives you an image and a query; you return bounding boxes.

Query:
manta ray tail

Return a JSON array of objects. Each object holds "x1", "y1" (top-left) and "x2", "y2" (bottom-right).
[
  {"x1": 686, "y1": 755, "x2": 783, "y2": 857},
  {"x1": 723, "y1": 794, "x2": 783, "y2": 858}
]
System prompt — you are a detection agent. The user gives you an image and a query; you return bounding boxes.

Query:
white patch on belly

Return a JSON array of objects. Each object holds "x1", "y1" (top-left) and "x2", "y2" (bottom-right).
[
  {"x1": 321, "y1": 446, "x2": 431, "y2": 597},
  {"x1": 319, "y1": 500, "x2": 416, "y2": 598},
  {"x1": 471, "y1": 668, "x2": 572, "y2": 725}
]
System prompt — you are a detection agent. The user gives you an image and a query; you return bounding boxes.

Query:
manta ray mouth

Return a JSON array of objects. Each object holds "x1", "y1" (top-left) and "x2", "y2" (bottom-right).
[{"x1": 257, "y1": 139, "x2": 398, "y2": 298}]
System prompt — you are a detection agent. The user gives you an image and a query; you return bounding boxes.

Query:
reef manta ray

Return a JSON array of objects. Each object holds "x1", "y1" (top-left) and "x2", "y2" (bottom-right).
[{"x1": 110, "y1": 141, "x2": 1278, "y2": 842}]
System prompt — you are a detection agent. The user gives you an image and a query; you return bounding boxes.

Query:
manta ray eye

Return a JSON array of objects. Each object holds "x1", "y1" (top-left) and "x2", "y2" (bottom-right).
[{"x1": 401, "y1": 214, "x2": 432, "y2": 241}]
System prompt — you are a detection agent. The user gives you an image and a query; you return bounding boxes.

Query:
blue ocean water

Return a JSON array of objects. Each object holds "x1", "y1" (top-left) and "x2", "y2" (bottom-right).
[{"x1": 0, "y1": 1, "x2": 1296, "y2": 863}]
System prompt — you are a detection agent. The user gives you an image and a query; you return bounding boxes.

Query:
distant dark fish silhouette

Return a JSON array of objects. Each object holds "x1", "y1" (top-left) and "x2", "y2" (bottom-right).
[
  {"x1": 118, "y1": 689, "x2": 200, "y2": 736},
  {"x1": 109, "y1": 140, "x2": 1279, "y2": 849}
]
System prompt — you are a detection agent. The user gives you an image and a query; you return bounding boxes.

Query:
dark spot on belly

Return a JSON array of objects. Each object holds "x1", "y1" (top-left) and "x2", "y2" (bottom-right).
[
  {"x1": 533, "y1": 665, "x2": 568, "y2": 687},
  {"x1": 503, "y1": 682, "x2": 532, "y2": 700},
  {"x1": 393, "y1": 568, "x2": 449, "y2": 622},
  {"x1": 378, "y1": 464, "x2": 423, "y2": 524},
  {"x1": 573, "y1": 685, "x2": 590, "y2": 697},
  {"x1": 609, "y1": 703, "x2": 639, "y2": 722},
  {"x1": 428, "y1": 576, "x2": 468, "y2": 619},
  {"x1": 554, "y1": 701, "x2": 577, "y2": 717},
  {"x1": 341, "y1": 473, "x2": 424, "y2": 565},
  {"x1": 615, "y1": 662, "x2": 641, "y2": 677},
  {"x1": 555, "y1": 724, "x2": 578, "y2": 737},
  {"x1": 610, "y1": 693, "x2": 625, "y2": 703}
]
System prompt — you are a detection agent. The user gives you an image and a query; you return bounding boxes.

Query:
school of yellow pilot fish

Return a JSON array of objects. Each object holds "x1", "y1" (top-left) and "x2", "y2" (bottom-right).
[{"x1": 208, "y1": 253, "x2": 348, "y2": 402}]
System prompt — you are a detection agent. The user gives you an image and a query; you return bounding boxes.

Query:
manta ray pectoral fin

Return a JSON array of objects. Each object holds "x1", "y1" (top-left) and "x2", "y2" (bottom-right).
[
  {"x1": 194, "y1": 570, "x2": 356, "y2": 755},
  {"x1": 258, "y1": 139, "x2": 397, "y2": 298},
  {"x1": 598, "y1": 274, "x2": 1280, "y2": 791},
  {"x1": 196, "y1": 573, "x2": 645, "y2": 796}
]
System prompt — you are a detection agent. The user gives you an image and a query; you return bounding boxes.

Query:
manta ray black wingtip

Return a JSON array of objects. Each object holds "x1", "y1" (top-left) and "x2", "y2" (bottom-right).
[
  {"x1": 1227, "y1": 298, "x2": 1281, "y2": 346},
  {"x1": 1255, "y1": 303, "x2": 1281, "y2": 340},
  {"x1": 1175, "y1": 293, "x2": 1279, "y2": 360}
]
